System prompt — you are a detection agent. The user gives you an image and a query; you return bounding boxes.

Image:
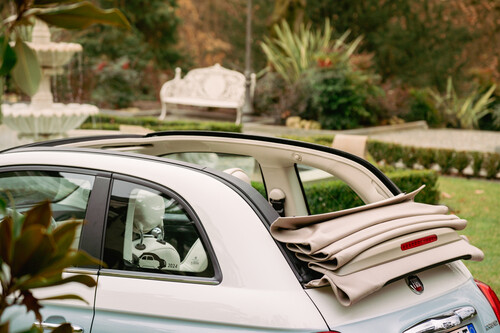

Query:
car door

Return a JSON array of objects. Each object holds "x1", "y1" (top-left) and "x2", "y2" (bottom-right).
[
  {"x1": 91, "y1": 168, "x2": 326, "y2": 332},
  {"x1": 0, "y1": 167, "x2": 108, "y2": 333}
]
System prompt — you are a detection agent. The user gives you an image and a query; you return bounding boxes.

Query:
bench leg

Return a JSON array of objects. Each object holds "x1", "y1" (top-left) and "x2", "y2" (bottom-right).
[
  {"x1": 159, "y1": 103, "x2": 168, "y2": 121},
  {"x1": 235, "y1": 107, "x2": 242, "y2": 125}
]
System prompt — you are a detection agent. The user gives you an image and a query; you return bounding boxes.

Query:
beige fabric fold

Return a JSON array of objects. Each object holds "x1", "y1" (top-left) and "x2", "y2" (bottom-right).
[
  {"x1": 295, "y1": 217, "x2": 466, "y2": 270},
  {"x1": 306, "y1": 239, "x2": 484, "y2": 306},
  {"x1": 269, "y1": 186, "x2": 484, "y2": 306}
]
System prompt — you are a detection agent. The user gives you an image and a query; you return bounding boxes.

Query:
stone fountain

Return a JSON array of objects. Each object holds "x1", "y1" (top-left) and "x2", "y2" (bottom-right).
[{"x1": 2, "y1": 20, "x2": 98, "y2": 139}]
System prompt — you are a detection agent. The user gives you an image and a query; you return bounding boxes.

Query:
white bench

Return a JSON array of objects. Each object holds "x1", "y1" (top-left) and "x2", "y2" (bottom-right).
[{"x1": 159, "y1": 64, "x2": 255, "y2": 123}]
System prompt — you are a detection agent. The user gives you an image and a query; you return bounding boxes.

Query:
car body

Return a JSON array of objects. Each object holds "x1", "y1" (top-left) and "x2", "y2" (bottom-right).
[{"x1": 1, "y1": 131, "x2": 499, "y2": 333}]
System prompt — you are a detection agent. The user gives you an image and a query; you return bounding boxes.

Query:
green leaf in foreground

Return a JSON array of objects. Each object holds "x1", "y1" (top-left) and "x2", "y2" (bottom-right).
[
  {"x1": 11, "y1": 40, "x2": 42, "y2": 97},
  {"x1": 0, "y1": 36, "x2": 17, "y2": 76},
  {"x1": 31, "y1": 1, "x2": 131, "y2": 30}
]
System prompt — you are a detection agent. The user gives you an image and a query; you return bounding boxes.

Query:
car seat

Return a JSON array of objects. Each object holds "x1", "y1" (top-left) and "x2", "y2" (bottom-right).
[{"x1": 123, "y1": 189, "x2": 181, "y2": 271}]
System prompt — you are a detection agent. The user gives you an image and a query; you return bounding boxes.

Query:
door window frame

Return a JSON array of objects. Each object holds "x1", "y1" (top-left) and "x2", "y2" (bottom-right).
[{"x1": 99, "y1": 173, "x2": 222, "y2": 285}]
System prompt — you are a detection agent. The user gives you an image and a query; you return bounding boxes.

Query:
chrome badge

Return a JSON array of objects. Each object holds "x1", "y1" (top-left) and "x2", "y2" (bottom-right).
[{"x1": 406, "y1": 275, "x2": 424, "y2": 295}]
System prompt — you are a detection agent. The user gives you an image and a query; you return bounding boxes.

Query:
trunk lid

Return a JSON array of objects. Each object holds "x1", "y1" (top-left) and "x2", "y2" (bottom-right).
[{"x1": 306, "y1": 262, "x2": 500, "y2": 332}]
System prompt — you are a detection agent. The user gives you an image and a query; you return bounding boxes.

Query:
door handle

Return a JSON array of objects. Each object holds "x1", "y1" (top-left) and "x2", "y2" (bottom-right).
[
  {"x1": 403, "y1": 306, "x2": 476, "y2": 333},
  {"x1": 34, "y1": 321, "x2": 84, "y2": 333}
]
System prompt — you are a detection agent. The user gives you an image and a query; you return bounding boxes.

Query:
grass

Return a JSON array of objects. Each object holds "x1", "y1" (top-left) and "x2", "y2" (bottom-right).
[{"x1": 438, "y1": 176, "x2": 500, "y2": 293}]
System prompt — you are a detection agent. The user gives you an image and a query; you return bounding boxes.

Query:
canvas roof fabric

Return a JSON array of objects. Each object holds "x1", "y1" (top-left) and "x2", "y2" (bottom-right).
[{"x1": 270, "y1": 186, "x2": 484, "y2": 306}]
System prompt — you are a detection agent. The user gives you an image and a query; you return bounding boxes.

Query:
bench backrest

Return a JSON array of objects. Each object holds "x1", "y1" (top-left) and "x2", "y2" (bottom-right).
[{"x1": 160, "y1": 64, "x2": 247, "y2": 105}]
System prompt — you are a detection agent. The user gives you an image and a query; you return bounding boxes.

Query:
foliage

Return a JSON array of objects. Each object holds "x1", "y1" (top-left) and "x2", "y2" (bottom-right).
[
  {"x1": 304, "y1": 0, "x2": 473, "y2": 91},
  {"x1": 260, "y1": 19, "x2": 381, "y2": 129},
  {"x1": 483, "y1": 153, "x2": 500, "y2": 179},
  {"x1": 0, "y1": 0, "x2": 129, "y2": 105},
  {"x1": 405, "y1": 88, "x2": 442, "y2": 128},
  {"x1": 282, "y1": 135, "x2": 499, "y2": 179},
  {"x1": 454, "y1": 151, "x2": 471, "y2": 175},
  {"x1": 302, "y1": 64, "x2": 380, "y2": 129},
  {"x1": 260, "y1": 19, "x2": 359, "y2": 84},
  {"x1": 80, "y1": 114, "x2": 242, "y2": 133},
  {"x1": 91, "y1": 57, "x2": 139, "y2": 109},
  {"x1": 0, "y1": 201, "x2": 102, "y2": 332},
  {"x1": 429, "y1": 77, "x2": 496, "y2": 129},
  {"x1": 471, "y1": 152, "x2": 485, "y2": 178},
  {"x1": 435, "y1": 149, "x2": 456, "y2": 175},
  {"x1": 175, "y1": 0, "x2": 273, "y2": 71},
  {"x1": 253, "y1": 71, "x2": 309, "y2": 123},
  {"x1": 76, "y1": 0, "x2": 180, "y2": 103},
  {"x1": 302, "y1": 169, "x2": 440, "y2": 215}
]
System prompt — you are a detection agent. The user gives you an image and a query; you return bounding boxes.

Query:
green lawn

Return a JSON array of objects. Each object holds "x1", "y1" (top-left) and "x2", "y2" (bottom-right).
[{"x1": 438, "y1": 176, "x2": 500, "y2": 293}]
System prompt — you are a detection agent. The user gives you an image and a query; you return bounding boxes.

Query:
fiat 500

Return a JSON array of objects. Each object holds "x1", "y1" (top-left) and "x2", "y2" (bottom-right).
[{"x1": 1, "y1": 131, "x2": 499, "y2": 333}]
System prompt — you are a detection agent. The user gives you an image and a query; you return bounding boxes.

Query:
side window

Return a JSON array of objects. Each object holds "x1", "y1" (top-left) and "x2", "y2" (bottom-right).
[
  {"x1": 103, "y1": 179, "x2": 214, "y2": 278},
  {"x1": 0, "y1": 170, "x2": 95, "y2": 248},
  {"x1": 164, "y1": 152, "x2": 267, "y2": 199},
  {"x1": 296, "y1": 164, "x2": 364, "y2": 215}
]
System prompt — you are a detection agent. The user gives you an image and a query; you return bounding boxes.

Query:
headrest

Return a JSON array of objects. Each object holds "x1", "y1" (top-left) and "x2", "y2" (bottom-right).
[
  {"x1": 223, "y1": 167, "x2": 251, "y2": 185},
  {"x1": 133, "y1": 190, "x2": 165, "y2": 233}
]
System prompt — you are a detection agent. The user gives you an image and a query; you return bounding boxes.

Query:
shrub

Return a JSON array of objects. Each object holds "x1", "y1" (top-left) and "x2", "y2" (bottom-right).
[
  {"x1": 406, "y1": 88, "x2": 442, "y2": 127},
  {"x1": 401, "y1": 146, "x2": 419, "y2": 169},
  {"x1": 388, "y1": 169, "x2": 440, "y2": 205},
  {"x1": 436, "y1": 149, "x2": 456, "y2": 174},
  {"x1": 91, "y1": 58, "x2": 139, "y2": 109},
  {"x1": 454, "y1": 151, "x2": 471, "y2": 175},
  {"x1": 303, "y1": 65, "x2": 380, "y2": 130},
  {"x1": 483, "y1": 153, "x2": 500, "y2": 179},
  {"x1": 81, "y1": 115, "x2": 242, "y2": 133},
  {"x1": 302, "y1": 169, "x2": 440, "y2": 214},
  {"x1": 416, "y1": 148, "x2": 436, "y2": 169},
  {"x1": 471, "y1": 152, "x2": 484, "y2": 177}
]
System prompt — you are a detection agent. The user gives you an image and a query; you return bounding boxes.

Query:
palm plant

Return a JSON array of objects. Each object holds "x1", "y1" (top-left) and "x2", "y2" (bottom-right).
[
  {"x1": 429, "y1": 77, "x2": 496, "y2": 129},
  {"x1": 260, "y1": 19, "x2": 361, "y2": 84}
]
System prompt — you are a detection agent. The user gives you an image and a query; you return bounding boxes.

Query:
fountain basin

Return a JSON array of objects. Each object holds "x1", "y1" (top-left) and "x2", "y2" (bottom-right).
[
  {"x1": 26, "y1": 42, "x2": 82, "y2": 68},
  {"x1": 2, "y1": 103, "x2": 98, "y2": 139}
]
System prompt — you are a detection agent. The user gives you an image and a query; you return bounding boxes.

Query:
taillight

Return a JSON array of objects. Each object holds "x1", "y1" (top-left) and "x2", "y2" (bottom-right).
[{"x1": 476, "y1": 280, "x2": 500, "y2": 321}]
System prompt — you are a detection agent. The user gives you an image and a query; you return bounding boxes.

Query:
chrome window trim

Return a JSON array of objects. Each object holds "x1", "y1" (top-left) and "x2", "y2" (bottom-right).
[
  {"x1": 65, "y1": 267, "x2": 99, "y2": 275},
  {"x1": 98, "y1": 268, "x2": 220, "y2": 285}
]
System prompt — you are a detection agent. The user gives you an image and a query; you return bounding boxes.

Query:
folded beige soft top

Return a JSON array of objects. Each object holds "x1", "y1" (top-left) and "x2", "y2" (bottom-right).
[{"x1": 270, "y1": 186, "x2": 484, "y2": 306}]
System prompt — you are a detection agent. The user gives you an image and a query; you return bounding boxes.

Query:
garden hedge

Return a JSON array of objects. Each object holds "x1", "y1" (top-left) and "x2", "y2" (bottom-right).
[
  {"x1": 80, "y1": 114, "x2": 242, "y2": 133},
  {"x1": 282, "y1": 135, "x2": 500, "y2": 179},
  {"x1": 251, "y1": 169, "x2": 439, "y2": 215}
]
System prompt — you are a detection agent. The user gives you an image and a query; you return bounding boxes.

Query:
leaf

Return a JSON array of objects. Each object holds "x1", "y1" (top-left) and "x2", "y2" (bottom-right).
[
  {"x1": 52, "y1": 220, "x2": 81, "y2": 255},
  {"x1": 0, "y1": 216, "x2": 13, "y2": 264},
  {"x1": 11, "y1": 40, "x2": 42, "y2": 97},
  {"x1": 29, "y1": 1, "x2": 131, "y2": 30},
  {"x1": 51, "y1": 323, "x2": 73, "y2": 333},
  {"x1": 23, "y1": 201, "x2": 53, "y2": 231},
  {"x1": 21, "y1": 273, "x2": 96, "y2": 290},
  {"x1": 39, "y1": 293, "x2": 88, "y2": 303},
  {"x1": 0, "y1": 197, "x2": 6, "y2": 214},
  {"x1": 0, "y1": 35, "x2": 17, "y2": 76},
  {"x1": 20, "y1": 290, "x2": 44, "y2": 323},
  {"x1": 22, "y1": 251, "x2": 101, "y2": 285},
  {"x1": 18, "y1": 325, "x2": 43, "y2": 333},
  {"x1": 0, "y1": 322, "x2": 9, "y2": 333},
  {"x1": 10, "y1": 225, "x2": 50, "y2": 277}
]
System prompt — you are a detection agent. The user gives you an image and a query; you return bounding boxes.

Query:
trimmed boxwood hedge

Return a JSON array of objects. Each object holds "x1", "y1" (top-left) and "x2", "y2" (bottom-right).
[
  {"x1": 282, "y1": 135, "x2": 500, "y2": 179},
  {"x1": 251, "y1": 169, "x2": 439, "y2": 215},
  {"x1": 80, "y1": 114, "x2": 242, "y2": 133}
]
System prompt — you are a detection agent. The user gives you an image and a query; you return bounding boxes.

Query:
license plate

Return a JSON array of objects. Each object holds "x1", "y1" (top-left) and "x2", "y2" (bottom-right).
[{"x1": 450, "y1": 323, "x2": 476, "y2": 333}]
